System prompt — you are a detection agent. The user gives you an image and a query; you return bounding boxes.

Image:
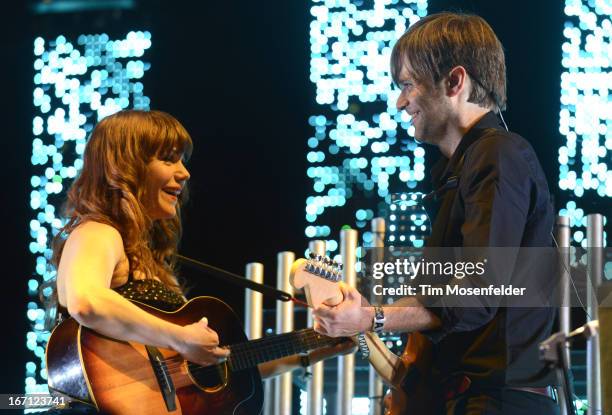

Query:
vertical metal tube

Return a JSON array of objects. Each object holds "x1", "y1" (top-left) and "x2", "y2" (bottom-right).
[
  {"x1": 307, "y1": 240, "x2": 326, "y2": 415},
  {"x1": 338, "y1": 229, "x2": 358, "y2": 415},
  {"x1": 587, "y1": 214, "x2": 603, "y2": 415},
  {"x1": 370, "y1": 218, "x2": 386, "y2": 307},
  {"x1": 245, "y1": 262, "x2": 264, "y2": 340},
  {"x1": 263, "y1": 381, "x2": 274, "y2": 415},
  {"x1": 554, "y1": 216, "x2": 571, "y2": 415},
  {"x1": 275, "y1": 251, "x2": 295, "y2": 415},
  {"x1": 369, "y1": 218, "x2": 385, "y2": 415},
  {"x1": 245, "y1": 262, "x2": 273, "y2": 414},
  {"x1": 556, "y1": 217, "x2": 572, "y2": 359}
]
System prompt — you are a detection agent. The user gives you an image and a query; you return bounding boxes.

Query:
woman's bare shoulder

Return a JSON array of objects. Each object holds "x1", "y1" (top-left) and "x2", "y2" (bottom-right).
[
  {"x1": 64, "y1": 221, "x2": 124, "y2": 255},
  {"x1": 70, "y1": 221, "x2": 122, "y2": 240},
  {"x1": 57, "y1": 221, "x2": 129, "y2": 305}
]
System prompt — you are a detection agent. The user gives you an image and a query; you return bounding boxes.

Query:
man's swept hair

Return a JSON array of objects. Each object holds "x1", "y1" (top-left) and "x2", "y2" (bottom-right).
[{"x1": 391, "y1": 12, "x2": 507, "y2": 111}]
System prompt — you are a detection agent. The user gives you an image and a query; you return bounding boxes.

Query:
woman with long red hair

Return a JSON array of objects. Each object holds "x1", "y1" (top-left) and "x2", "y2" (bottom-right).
[
  {"x1": 52, "y1": 109, "x2": 353, "y2": 389},
  {"x1": 53, "y1": 109, "x2": 228, "y2": 367}
]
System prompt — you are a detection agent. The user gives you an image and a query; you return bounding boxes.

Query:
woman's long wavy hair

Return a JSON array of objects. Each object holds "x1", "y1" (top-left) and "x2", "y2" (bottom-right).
[{"x1": 52, "y1": 110, "x2": 193, "y2": 292}]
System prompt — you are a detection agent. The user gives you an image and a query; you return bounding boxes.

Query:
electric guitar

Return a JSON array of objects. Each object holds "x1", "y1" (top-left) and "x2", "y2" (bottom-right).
[
  {"x1": 290, "y1": 254, "x2": 433, "y2": 414},
  {"x1": 46, "y1": 296, "x2": 346, "y2": 414}
]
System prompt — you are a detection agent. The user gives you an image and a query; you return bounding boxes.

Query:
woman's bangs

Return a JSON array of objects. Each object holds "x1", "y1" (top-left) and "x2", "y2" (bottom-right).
[{"x1": 151, "y1": 116, "x2": 193, "y2": 162}]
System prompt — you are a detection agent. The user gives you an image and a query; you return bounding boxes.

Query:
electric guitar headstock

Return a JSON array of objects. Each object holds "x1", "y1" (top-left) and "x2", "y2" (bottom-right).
[
  {"x1": 290, "y1": 253, "x2": 403, "y2": 389},
  {"x1": 290, "y1": 253, "x2": 344, "y2": 308}
]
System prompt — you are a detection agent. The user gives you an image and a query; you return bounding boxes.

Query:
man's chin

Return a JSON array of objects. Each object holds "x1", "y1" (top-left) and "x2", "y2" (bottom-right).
[
  {"x1": 414, "y1": 129, "x2": 443, "y2": 146},
  {"x1": 413, "y1": 133, "x2": 431, "y2": 145}
]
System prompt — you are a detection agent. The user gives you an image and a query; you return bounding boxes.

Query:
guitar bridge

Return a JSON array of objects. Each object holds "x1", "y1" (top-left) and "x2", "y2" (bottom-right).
[{"x1": 145, "y1": 345, "x2": 177, "y2": 412}]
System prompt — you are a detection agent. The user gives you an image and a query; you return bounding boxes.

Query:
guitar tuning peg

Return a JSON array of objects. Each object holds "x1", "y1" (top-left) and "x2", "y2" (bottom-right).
[{"x1": 309, "y1": 252, "x2": 316, "y2": 259}]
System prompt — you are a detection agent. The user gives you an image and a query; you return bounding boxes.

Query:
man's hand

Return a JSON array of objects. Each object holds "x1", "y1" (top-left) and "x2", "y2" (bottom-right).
[{"x1": 312, "y1": 282, "x2": 373, "y2": 337}]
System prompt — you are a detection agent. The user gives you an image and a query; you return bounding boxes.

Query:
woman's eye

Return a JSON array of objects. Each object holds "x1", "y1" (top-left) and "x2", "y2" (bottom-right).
[{"x1": 160, "y1": 153, "x2": 180, "y2": 163}]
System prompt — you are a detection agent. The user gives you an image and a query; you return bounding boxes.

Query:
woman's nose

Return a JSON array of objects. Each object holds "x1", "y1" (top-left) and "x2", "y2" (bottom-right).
[{"x1": 177, "y1": 161, "x2": 190, "y2": 181}]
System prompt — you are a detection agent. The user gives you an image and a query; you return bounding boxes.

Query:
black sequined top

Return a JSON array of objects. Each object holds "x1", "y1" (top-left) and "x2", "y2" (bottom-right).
[
  {"x1": 56, "y1": 276, "x2": 186, "y2": 324},
  {"x1": 114, "y1": 277, "x2": 186, "y2": 312}
]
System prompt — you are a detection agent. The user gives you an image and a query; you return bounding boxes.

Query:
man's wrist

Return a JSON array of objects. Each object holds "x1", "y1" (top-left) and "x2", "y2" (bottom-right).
[{"x1": 362, "y1": 307, "x2": 375, "y2": 332}]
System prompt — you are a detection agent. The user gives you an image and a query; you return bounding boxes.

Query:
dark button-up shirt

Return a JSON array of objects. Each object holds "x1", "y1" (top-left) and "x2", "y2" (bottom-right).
[{"x1": 420, "y1": 111, "x2": 557, "y2": 387}]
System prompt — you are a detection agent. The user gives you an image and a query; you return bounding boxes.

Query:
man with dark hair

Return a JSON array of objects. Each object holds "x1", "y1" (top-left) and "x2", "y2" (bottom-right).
[
  {"x1": 391, "y1": 13, "x2": 507, "y2": 112},
  {"x1": 313, "y1": 12, "x2": 559, "y2": 415}
]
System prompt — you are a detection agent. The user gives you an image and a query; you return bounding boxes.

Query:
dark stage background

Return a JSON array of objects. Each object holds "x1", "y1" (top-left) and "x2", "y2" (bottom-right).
[{"x1": 2, "y1": 0, "x2": 577, "y2": 395}]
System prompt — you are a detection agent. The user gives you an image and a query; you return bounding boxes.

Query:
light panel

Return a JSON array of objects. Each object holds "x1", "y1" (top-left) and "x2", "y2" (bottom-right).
[
  {"x1": 27, "y1": 31, "x2": 151, "y2": 395},
  {"x1": 306, "y1": 0, "x2": 428, "y2": 257},
  {"x1": 559, "y1": 0, "x2": 610, "y2": 251}
]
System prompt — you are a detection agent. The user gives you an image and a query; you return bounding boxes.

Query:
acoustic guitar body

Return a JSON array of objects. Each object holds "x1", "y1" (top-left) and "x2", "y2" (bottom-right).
[{"x1": 46, "y1": 297, "x2": 263, "y2": 415}]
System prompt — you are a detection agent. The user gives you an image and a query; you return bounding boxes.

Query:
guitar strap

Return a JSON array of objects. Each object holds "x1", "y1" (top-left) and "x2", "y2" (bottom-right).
[{"x1": 425, "y1": 128, "x2": 499, "y2": 247}]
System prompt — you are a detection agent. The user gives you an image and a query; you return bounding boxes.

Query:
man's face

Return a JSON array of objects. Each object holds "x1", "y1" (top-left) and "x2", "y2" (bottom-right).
[{"x1": 395, "y1": 64, "x2": 451, "y2": 146}]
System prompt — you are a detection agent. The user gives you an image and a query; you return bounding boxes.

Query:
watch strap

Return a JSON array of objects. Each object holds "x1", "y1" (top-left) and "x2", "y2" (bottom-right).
[{"x1": 372, "y1": 306, "x2": 385, "y2": 333}]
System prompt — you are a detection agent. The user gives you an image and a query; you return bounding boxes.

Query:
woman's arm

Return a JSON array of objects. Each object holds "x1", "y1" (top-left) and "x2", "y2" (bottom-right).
[
  {"x1": 258, "y1": 339, "x2": 356, "y2": 379},
  {"x1": 58, "y1": 221, "x2": 228, "y2": 366}
]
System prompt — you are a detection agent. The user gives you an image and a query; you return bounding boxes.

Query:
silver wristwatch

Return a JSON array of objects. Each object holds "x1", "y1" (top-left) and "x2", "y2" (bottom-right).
[{"x1": 372, "y1": 306, "x2": 385, "y2": 333}]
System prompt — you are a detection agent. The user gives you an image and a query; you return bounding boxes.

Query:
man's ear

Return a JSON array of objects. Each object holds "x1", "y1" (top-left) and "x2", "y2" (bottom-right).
[{"x1": 446, "y1": 66, "x2": 468, "y2": 97}]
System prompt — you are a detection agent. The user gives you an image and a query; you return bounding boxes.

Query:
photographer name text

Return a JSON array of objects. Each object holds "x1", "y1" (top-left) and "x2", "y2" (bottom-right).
[{"x1": 372, "y1": 284, "x2": 526, "y2": 296}]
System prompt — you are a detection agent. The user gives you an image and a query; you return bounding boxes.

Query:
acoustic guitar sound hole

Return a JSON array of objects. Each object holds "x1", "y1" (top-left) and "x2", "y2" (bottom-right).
[{"x1": 188, "y1": 362, "x2": 229, "y2": 392}]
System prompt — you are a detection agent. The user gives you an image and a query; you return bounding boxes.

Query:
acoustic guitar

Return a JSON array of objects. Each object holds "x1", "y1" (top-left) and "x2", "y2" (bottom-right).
[
  {"x1": 290, "y1": 254, "x2": 433, "y2": 414},
  {"x1": 46, "y1": 296, "x2": 346, "y2": 414}
]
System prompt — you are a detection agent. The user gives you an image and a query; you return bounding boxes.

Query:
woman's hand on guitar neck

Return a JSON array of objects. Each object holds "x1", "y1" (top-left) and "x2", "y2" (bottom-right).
[
  {"x1": 309, "y1": 338, "x2": 357, "y2": 364},
  {"x1": 258, "y1": 338, "x2": 356, "y2": 379},
  {"x1": 312, "y1": 282, "x2": 374, "y2": 337},
  {"x1": 173, "y1": 317, "x2": 230, "y2": 366}
]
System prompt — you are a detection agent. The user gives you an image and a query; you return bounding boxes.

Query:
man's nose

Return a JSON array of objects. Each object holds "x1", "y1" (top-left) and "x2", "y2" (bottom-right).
[{"x1": 396, "y1": 93, "x2": 408, "y2": 110}]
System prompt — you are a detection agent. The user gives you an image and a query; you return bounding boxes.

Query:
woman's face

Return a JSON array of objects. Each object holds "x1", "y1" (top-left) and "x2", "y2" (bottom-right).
[{"x1": 142, "y1": 152, "x2": 190, "y2": 220}]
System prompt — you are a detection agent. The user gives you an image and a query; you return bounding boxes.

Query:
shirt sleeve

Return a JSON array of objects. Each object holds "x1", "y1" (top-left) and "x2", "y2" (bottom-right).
[{"x1": 422, "y1": 135, "x2": 533, "y2": 343}]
